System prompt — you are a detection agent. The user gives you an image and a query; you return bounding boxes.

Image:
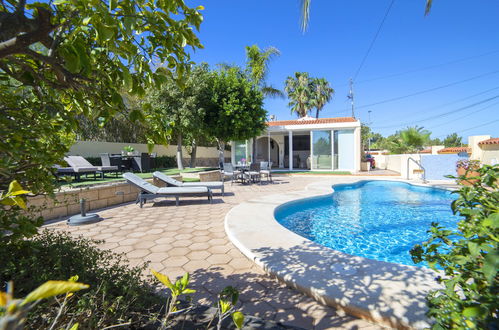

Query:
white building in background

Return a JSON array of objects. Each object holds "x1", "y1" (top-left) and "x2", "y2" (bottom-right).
[{"x1": 231, "y1": 116, "x2": 361, "y2": 172}]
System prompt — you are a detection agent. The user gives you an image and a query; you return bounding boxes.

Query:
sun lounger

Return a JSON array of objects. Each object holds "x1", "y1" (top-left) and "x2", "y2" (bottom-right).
[
  {"x1": 153, "y1": 171, "x2": 225, "y2": 196},
  {"x1": 65, "y1": 156, "x2": 119, "y2": 178},
  {"x1": 123, "y1": 172, "x2": 212, "y2": 207}
]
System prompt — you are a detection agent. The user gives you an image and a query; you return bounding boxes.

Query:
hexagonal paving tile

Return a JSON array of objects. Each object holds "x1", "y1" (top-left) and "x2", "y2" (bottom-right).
[
  {"x1": 163, "y1": 255, "x2": 189, "y2": 267},
  {"x1": 186, "y1": 250, "x2": 211, "y2": 260}
]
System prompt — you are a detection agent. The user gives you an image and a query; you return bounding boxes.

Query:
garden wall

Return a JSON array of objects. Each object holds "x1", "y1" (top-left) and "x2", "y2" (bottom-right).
[
  {"x1": 28, "y1": 180, "x2": 153, "y2": 221},
  {"x1": 68, "y1": 141, "x2": 230, "y2": 167},
  {"x1": 373, "y1": 153, "x2": 464, "y2": 180}
]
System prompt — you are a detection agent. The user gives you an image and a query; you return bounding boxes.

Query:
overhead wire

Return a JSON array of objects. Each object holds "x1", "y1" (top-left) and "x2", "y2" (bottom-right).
[
  {"x1": 435, "y1": 119, "x2": 499, "y2": 138},
  {"x1": 353, "y1": 69, "x2": 499, "y2": 111},
  {"x1": 427, "y1": 100, "x2": 499, "y2": 130},
  {"x1": 366, "y1": 85, "x2": 499, "y2": 124},
  {"x1": 372, "y1": 94, "x2": 499, "y2": 129},
  {"x1": 355, "y1": 49, "x2": 499, "y2": 85},
  {"x1": 352, "y1": 0, "x2": 396, "y2": 81}
]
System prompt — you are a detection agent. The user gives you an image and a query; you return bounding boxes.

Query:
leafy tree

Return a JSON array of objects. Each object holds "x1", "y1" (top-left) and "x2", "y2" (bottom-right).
[
  {"x1": 411, "y1": 165, "x2": 498, "y2": 329},
  {"x1": 0, "y1": 0, "x2": 203, "y2": 240},
  {"x1": 310, "y1": 78, "x2": 334, "y2": 118},
  {"x1": 245, "y1": 45, "x2": 283, "y2": 98},
  {"x1": 443, "y1": 133, "x2": 463, "y2": 148},
  {"x1": 204, "y1": 67, "x2": 267, "y2": 165},
  {"x1": 147, "y1": 64, "x2": 213, "y2": 170},
  {"x1": 285, "y1": 72, "x2": 313, "y2": 117},
  {"x1": 429, "y1": 137, "x2": 443, "y2": 146}
]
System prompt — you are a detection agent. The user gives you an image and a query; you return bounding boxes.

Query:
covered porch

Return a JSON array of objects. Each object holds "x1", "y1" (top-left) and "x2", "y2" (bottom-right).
[{"x1": 231, "y1": 117, "x2": 361, "y2": 172}]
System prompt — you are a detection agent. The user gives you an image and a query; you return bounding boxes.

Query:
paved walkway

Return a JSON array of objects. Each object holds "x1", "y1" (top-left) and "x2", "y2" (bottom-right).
[{"x1": 49, "y1": 176, "x2": 383, "y2": 329}]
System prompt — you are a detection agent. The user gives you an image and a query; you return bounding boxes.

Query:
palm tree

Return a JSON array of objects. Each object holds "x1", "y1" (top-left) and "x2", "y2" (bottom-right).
[
  {"x1": 285, "y1": 72, "x2": 313, "y2": 117},
  {"x1": 245, "y1": 45, "x2": 283, "y2": 98},
  {"x1": 399, "y1": 126, "x2": 431, "y2": 153},
  {"x1": 310, "y1": 78, "x2": 334, "y2": 118},
  {"x1": 299, "y1": 0, "x2": 434, "y2": 32}
]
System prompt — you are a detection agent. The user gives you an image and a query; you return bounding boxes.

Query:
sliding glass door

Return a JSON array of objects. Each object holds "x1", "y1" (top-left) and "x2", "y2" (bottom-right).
[{"x1": 311, "y1": 130, "x2": 332, "y2": 170}]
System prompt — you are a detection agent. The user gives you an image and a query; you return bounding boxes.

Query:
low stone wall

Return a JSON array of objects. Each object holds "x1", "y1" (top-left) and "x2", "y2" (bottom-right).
[{"x1": 28, "y1": 181, "x2": 143, "y2": 221}]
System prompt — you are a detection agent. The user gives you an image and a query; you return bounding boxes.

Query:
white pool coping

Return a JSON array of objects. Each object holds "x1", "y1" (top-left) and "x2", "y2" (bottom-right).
[{"x1": 225, "y1": 177, "x2": 455, "y2": 329}]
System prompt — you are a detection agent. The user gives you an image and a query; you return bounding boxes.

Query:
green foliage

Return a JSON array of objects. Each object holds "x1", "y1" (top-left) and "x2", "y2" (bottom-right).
[
  {"x1": 285, "y1": 72, "x2": 313, "y2": 117},
  {"x1": 310, "y1": 77, "x2": 334, "y2": 118},
  {"x1": 204, "y1": 67, "x2": 267, "y2": 144},
  {"x1": 245, "y1": 45, "x2": 283, "y2": 98},
  {"x1": 443, "y1": 133, "x2": 463, "y2": 148},
  {"x1": 0, "y1": 181, "x2": 43, "y2": 243},
  {"x1": 1, "y1": 0, "x2": 204, "y2": 240},
  {"x1": 379, "y1": 126, "x2": 432, "y2": 154},
  {"x1": 1, "y1": 277, "x2": 88, "y2": 330},
  {"x1": 214, "y1": 286, "x2": 244, "y2": 330},
  {"x1": 151, "y1": 269, "x2": 195, "y2": 325},
  {"x1": 146, "y1": 64, "x2": 214, "y2": 169},
  {"x1": 410, "y1": 165, "x2": 499, "y2": 329},
  {"x1": 0, "y1": 230, "x2": 162, "y2": 328},
  {"x1": 285, "y1": 72, "x2": 333, "y2": 118}
]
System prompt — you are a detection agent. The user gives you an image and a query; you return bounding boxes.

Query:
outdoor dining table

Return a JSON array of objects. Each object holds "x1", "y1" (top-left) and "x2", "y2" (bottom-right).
[{"x1": 234, "y1": 163, "x2": 251, "y2": 184}]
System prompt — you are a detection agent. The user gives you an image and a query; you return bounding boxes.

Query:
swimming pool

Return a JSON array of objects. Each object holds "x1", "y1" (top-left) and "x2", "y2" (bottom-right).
[{"x1": 274, "y1": 180, "x2": 459, "y2": 267}]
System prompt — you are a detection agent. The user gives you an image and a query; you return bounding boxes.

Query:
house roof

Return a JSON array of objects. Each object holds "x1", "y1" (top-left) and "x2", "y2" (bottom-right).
[
  {"x1": 437, "y1": 146, "x2": 471, "y2": 154},
  {"x1": 419, "y1": 148, "x2": 432, "y2": 154},
  {"x1": 267, "y1": 117, "x2": 357, "y2": 127},
  {"x1": 478, "y1": 137, "x2": 499, "y2": 145}
]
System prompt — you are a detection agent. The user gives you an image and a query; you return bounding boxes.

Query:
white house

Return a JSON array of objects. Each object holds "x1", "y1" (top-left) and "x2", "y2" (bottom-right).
[{"x1": 231, "y1": 116, "x2": 361, "y2": 172}]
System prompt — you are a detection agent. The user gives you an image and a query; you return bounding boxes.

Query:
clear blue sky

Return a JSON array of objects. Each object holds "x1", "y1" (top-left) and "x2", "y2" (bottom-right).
[{"x1": 188, "y1": 0, "x2": 499, "y2": 142}]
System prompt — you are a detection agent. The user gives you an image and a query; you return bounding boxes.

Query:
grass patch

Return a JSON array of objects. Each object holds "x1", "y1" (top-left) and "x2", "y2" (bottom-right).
[{"x1": 57, "y1": 167, "x2": 211, "y2": 188}]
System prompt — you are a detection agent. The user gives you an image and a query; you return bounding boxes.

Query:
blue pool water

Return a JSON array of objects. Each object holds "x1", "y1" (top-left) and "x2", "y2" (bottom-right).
[{"x1": 274, "y1": 181, "x2": 460, "y2": 267}]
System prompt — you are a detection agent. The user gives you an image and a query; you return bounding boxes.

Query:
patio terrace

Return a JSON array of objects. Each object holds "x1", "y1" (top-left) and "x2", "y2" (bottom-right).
[{"x1": 45, "y1": 175, "x2": 380, "y2": 329}]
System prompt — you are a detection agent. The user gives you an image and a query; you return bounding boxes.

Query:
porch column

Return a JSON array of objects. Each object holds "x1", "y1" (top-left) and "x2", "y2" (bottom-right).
[
  {"x1": 289, "y1": 131, "x2": 293, "y2": 171},
  {"x1": 267, "y1": 131, "x2": 271, "y2": 163}
]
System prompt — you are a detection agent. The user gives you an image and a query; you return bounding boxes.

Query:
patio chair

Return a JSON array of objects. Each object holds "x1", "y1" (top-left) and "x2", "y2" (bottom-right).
[
  {"x1": 222, "y1": 163, "x2": 241, "y2": 185},
  {"x1": 100, "y1": 153, "x2": 124, "y2": 173},
  {"x1": 245, "y1": 163, "x2": 261, "y2": 184},
  {"x1": 123, "y1": 172, "x2": 212, "y2": 207},
  {"x1": 62, "y1": 157, "x2": 100, "y2": 181},
  {"x1": 132, "y1": 153, "x2": 151, "y2": 173},
  {"x1": 260, "y1": 161, "x2": 273, "y2": 183},
  {"x1": 65, "y1": 156, "x2": 119, "y2": 179},
  {"x1": 153, "y1": 171, "x2": 225, "y2": 196}
]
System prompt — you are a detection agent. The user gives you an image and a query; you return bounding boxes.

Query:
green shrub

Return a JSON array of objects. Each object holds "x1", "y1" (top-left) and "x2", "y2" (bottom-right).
[
  {"x1": 411, "y1": 164, "x2": 498, "y2": 329},
  {"x1": 0, "y1": 230, "x2": 162, "y2": 328},
  {"x1": 153, "y1": 156, "x2": 176, "y2": 169}
]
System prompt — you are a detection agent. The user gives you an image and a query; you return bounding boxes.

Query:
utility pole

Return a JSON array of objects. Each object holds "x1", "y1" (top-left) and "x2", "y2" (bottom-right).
[{"x1": 347, "y1": 78, "x2": 355, "y2": 118}]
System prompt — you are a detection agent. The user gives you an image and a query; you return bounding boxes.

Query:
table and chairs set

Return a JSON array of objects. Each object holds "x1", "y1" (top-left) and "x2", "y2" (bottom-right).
[{"x1": 222, "y1": 161, "x2": 273, "y2": 185}]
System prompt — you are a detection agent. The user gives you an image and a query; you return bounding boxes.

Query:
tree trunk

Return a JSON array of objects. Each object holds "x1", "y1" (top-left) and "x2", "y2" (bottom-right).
[
  {"x1": 177, "y1": 132, "x2": 184, "y2": 170},
  {"x1": 190, "y1": 140, "x2": 197, "y2": 168},
  {"x1": 217, "y1": 140, "x2": 225, "y2": 169},
  {"x1": 315, "y1": 108, "x2": 319, "y2": 118}
]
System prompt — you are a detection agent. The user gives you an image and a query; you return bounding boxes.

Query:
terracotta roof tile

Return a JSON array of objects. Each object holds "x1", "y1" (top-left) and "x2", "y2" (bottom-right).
[
  {"x1": 478, "y1": 137, "x2": 499, "y2": 145},
  {"x1": 419, "y1": 148, "x2": 432, "y2": 153},
  {"x1": 267, "y1": 117, "x2": 357, "y2": 126},
  {"x1": 437, "y1": 147, "x2": 471, "y2": 154}
]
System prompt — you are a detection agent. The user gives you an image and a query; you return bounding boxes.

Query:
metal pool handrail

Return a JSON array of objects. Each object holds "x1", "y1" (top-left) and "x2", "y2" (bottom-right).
[{"x1": 407, "y1": 157, "x2": 427, "y2": 182}]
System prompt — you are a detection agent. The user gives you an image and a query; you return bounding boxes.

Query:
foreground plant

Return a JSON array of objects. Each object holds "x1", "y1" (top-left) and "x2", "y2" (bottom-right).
[
  {"x1": 0, "y1": 277, "x2": 88, "y2": 330},
  {"x1": 151, "y1": 269, "x2": 196, "y2": 327},
  {"x1": 209, "y1": 286, "x2": 244, "y2": 330},
  {"x1": 411, "y1": 164, "x2": 498, "y2": 329}
]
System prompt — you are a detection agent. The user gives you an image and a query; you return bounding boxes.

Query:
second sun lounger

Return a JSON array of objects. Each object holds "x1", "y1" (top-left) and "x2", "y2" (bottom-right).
[
  {"x1": 152, "y1": 171, "x2": 225, "y2": 196},
  {"x1": 123, "y1": 172, "x2": 212, "y2": 207}
]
